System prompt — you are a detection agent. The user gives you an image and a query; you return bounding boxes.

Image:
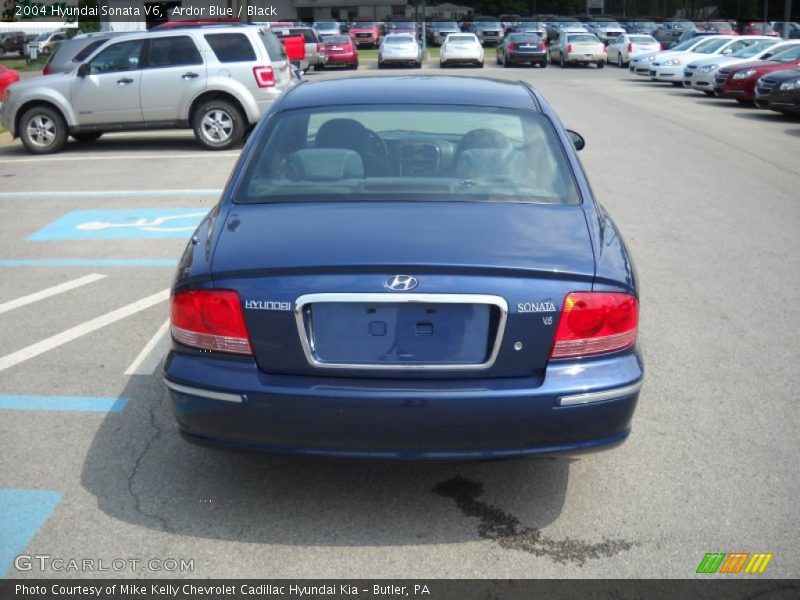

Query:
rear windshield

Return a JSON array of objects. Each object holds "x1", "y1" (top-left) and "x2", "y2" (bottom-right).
[
  {"x1": 448, "y1": 35, "x2": 476, "y2": 43},
  {"x1": 257, "y1": 29, "x2": 286, "y2": 62},
  {"x1": 509, "y1": 34, "x2": 541, "y2": 43},
  {"x1": 323, "y1": 36, "x2": 350, "y2": 44},
  {"x1": 237, "y1": 106, "x2": 580, "y2": 205},
  {"x1": 567, "y1": 34, "x2": 600, "y2": 43},
  {"x1": 204, "y1": 33, "x2": 256, "y2": 62},
  {"x1": 384, "y1": 35, "x2": 415, "y2": 44},
  {"x1": 290, "y1": 28, "x2": 318, "y2": 43},
  {"x1": 630, "y1": 35, "x2": 656, "y2": 43}
]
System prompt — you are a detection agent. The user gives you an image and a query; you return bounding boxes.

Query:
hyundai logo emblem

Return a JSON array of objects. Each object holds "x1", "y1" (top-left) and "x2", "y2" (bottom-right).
[{"x1": 384, "y1": 275, "x2": 418, "y2": 291}]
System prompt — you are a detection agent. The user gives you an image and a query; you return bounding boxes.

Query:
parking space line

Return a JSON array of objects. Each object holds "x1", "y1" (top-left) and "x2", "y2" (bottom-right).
[
  {"x1": 0, "y1": 259, "x2": 175, "y2": 268},
  {"x1": 0, "y1": 489, "x2": 63, "y2": 577},
  {"x1": 0, "y1": 189, "x2": 222, "y2": 201},
  {"x1": 0, "y1": 274, "x2": 106, "y2": 315},
  {"x1": 125, "y1": 319, "x2": 171, "y2": 375},
  {"x1": 0, "y1": 395, "x2": 129, "y2": 413},
  {"x1": 0, "y1": 289, "x2": 170, "y2": 372},
  {"x1": 0, "y1": 153, "x2": 237, "y2": 164}
]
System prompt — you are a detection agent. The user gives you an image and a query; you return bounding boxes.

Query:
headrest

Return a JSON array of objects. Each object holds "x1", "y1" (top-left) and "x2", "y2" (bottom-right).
[
  {"x1": 286, "y1": 148, "x2": 364, "y2": 181},
  {"x1": 456, "y1": 148, "x2": 521, "y2": 180}
]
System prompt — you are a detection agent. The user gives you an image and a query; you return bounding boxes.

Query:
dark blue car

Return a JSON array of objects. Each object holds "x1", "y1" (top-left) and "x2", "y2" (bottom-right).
[{"x1": 164, "y1": 76, "x2": 643, "y2": 459}]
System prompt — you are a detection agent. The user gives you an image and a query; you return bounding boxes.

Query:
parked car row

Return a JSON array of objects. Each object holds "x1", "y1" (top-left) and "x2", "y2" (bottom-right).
[{"x1": 626, "y1": 33, "x2": 800, "y2": 116}]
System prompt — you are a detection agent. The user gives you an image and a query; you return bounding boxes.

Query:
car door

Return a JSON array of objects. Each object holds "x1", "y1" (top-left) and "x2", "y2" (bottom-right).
[
  {"x1": 139, "y1": 35, "x2": 206, "y2": 123},
  {"x1": 70, "y1": 38, "x2": 144, "y2": 126}
]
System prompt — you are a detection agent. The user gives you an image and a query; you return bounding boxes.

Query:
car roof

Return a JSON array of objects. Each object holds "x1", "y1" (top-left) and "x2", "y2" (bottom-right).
[{"x1": 279, "y1": 76, "x2": 539, "y2": 112}]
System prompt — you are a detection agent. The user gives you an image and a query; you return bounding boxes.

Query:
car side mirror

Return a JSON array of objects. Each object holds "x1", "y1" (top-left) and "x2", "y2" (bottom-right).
[
  {"x1": 77, "y1": 62, "x2": 90, "y2": 77},
  {"x1": 566, "y1": 129, "x2": 585, "y2": 151}
]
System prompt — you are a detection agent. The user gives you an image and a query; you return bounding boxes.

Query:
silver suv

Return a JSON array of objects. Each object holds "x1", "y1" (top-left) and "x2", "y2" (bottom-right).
[{"x1": 0, "y1": 25, "x2": 294, "y2": 154}]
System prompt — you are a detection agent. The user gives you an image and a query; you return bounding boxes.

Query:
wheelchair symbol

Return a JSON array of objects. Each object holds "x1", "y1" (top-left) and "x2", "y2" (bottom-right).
[{"x1": 76, "y1": 212, "x2": 208, "y2": 233}]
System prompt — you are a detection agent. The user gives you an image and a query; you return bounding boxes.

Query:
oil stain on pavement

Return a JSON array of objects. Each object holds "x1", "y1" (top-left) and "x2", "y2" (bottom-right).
[{"x1": 433, "y1": 475, "x2": 636, "y2": 565}]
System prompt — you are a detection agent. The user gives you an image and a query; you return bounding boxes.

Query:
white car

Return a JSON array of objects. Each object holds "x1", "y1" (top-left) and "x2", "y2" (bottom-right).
[
  {"x1": 439, "y1": 33, "x2": 484, "y2": 68},
  {"x1": 649, "y1": 36, "x2": 772, "y2": 85},
  {"x1": 549, "y1": 33, "x2": 606, "y2": 69},
  {"x1": 629, "y1": 36, "x2": 722, "y2": 76},
  {"x1": 378, "y1": 34, "x2": 422, "y2": 68},
  {"x1": 607, "y1": 33, "x2": 661, "y2": 67},
  {"x1": 683, "y1": 39, "x2": 800, "y2": 94}
]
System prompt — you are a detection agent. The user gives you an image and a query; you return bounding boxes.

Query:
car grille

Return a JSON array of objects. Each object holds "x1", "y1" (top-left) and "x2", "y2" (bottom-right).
[
  {"x1": 683, "y1": 68, "x2": 693, "y2": 78},
  {"x1": 756, "y1": 77, "x2": 779, "y2": 96},
  {"x1": 716, "y1": 69, "x2": 731, "y2": 86}
]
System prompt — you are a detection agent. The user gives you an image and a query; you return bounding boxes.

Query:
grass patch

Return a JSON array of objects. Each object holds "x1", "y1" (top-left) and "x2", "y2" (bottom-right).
[{"x1": 1, "y1": 56, "x2": 48, "y2": 73}]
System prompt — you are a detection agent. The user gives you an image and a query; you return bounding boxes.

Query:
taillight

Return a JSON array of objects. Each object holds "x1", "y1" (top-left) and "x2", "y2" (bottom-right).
[
  {"x1": 627, "y1": 43, "x2": 633, "y2": 53},
  {"x1": 508, "y1": 41, "x2": 516, "y2": 51},
  {"x1": 659, "y1": 43, "x2": 663, "y2": 50},
  {"x1": 171, "y1": 290, "x2": 252, "y2": 355},
  {"x1": 253, "y1": 65, "x2": 275, "y2": 88},
  {"x1": 43, "y1": 64, "x2": 51, "y2": 75},
  {"x1": 550, "y1": 292, "x2": 638, "y2": 359},
  {"x1": 567, "y1": 43, "x2": 573, "y2": 53}
]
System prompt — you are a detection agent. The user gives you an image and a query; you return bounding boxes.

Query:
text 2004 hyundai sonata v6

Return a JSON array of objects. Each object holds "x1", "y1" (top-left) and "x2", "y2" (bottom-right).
[{"x1": 164, "y1": 76, "x2": 643, "y2": 459}]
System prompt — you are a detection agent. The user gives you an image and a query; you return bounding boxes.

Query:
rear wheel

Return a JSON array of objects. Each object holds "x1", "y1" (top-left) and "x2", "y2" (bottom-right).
[
  {"x1": 617, "y1": 53, "x2": 624, "y2": 68},
  {"x1": 193, "y1": 99, "x2": 245, "y2": 151},
  {"x1": 560, "y1": 53, "x2": 566, "y2": 68},
  {"x1": 702, "y1": 90, "x2": 716, "y2": 97},
  {"x1": 19, "y1": 105, "x2": 68, "y2": 154},
  {"x1": 350, "y1": 60, "x2": 358, "y2": 70},
  {"x1": 597, "y1": 61, "x2": 605, "y2": 69},
  {"x1": 440, "y1": 60, "x2": 447, "y2": 68},
  {"x1": 503, "y1": 54, "x2": 509, "y2": 68},
  {"x1": 478, "y1": 59, "x2": 484, "y2": 68},
  {"x1": 540, "y1": 61, "x2": 547, "y2": 68},
  {"x1": 72, "y1": 132, "x2": 103, "y2": 143},
  {"x1": 735, "y1": 98, "x2": 751, "y2": 105},
  {"x1": 313, "y1": 64, "x2": 324, "y2": 71},
  {"x1": 671, "y1": 81, "x2": 682, "y2": 87}
]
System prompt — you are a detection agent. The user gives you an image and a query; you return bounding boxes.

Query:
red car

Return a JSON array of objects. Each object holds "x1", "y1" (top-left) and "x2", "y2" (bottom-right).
[
  {"x1": 349, "y1": 19, "x2": 381, "y2": 48},
  {"x1": 0, "y1": 64, "x2": 19, "y2": 98},
  {"x1": 740, "y1": 21, "x2": 779, "y2": 36},
  {"x1": 320, "y1": 35, "x2": 358, "y2": 69},
  {"x1": 716, "y1": 44, "x2": 800, "y2": 103}
]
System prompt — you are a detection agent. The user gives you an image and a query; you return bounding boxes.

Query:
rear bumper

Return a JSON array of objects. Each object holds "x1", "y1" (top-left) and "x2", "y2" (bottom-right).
[
  {"x1": 164, "y1": 348, "x2": 644, "y2": 459},
  {"x1": 565, "y1": 52, "x2": 605, "y2": 63},
  {"x1": 507, "y1": 51, "x2": 547, "y2": 63}
]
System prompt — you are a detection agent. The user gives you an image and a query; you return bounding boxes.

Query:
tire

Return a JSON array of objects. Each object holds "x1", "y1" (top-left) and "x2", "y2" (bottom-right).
[
  {"x1": 349, "y1": 60, "x2": 358, "y2": 70},
  {"x1": 597, "y1": 61, "x2": 605, "y2": 69},
  {"x1": 735, "y1": 98, "x2": 751, "y2": 105},
  {"x1": 19, "y1": 105, "x2": 68, "y2": 154},
  {"x1": 192, "y1": 99, "x2": 245, "y2": 151},
  {"x1": 703, "y1": 90, "x2": 716, "y2": 97},
  {"x1": 503, "y1": 54, "x2": 509, "y2": 68},
  {"x1": 560, "y1": 54, "x2": 566, "y2": 68},
  {"x1": 440, "y1": 60, "x2": 446, "y2": 68},
  {"x1": 540, "y1": 61, "x2": 547, "y2": 68},
  {"x1": 313, "y1": 64, "x2": 324, "y2": 71},
  {"x1": 378, "y1": 61, "x2": 385, "y2": 69},
  {"x1": 617, "y1": 53, "x2": 624, "y2": 68},
  {"x1": 415, "y1": 61, "x2": 422, "y2": 69},
  {"x1": 72, "y1": 132, "x2": 103, "y2": 143},
  {"x1": 478, "y1": 60, "x2": 484, "y2": 68},
  {"x1": 671, "y1": 81, "x2": 682, "y2": 87}
]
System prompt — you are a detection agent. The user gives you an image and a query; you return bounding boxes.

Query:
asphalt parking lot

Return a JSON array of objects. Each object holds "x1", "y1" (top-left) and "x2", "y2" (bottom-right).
[{"x1": 1, "y1": 62, "x2": 799, "y2": 579}]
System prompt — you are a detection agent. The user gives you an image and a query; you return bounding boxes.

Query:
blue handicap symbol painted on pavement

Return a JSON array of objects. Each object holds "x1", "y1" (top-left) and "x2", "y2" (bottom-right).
[{"x1": 27, "y1": 208, "x2": 210, "y2": 241}]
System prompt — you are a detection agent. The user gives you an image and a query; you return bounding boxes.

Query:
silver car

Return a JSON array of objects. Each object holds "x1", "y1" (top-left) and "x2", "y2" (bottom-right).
[
  {"x1": 378, "y1": 34, "x2": 422, "y2": 68},
  {"x1": 550, "y1": 33, "x2": 606, "y2": 68},
  {"x1": 0, "y1": 25, "x2": 294, "y2": 154}
]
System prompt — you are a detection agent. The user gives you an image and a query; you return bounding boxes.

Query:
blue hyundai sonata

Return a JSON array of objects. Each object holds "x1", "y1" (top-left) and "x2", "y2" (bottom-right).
[{"x1": 164, "y1": 76, "x2": 643, "y2": 459}]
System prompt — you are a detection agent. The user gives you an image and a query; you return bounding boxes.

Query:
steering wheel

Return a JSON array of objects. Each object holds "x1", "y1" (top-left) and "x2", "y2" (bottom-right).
[{"x1": 366, "y1": 130, "x2": 389, "y2": 159}]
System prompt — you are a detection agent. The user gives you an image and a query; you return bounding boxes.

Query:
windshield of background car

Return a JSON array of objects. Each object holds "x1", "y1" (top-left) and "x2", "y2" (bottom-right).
[
  {"x1": 630, "y1": 35, "x2": 656, "y2": 43},
  {"x1": 635, "y1": 22, "x2": 658, "y2": 29},
  {"x1": 35, "y1": 33, "x2": 50, "y2": 41},
  {"x1": 733, "y1": 40, "x2": 777, "y2": 57},
  {"x1": 238, "y1": 106, "x2": 580, "y2": 205},
  {"x1": 695, "y1": 38, "x2": 731, "y2": 53},
  {"x1": 771, "y1": 45, "x2": 800, "y2": 61},
  {"x1": 671, "y1": 38, "x2": 701, "y2": 51},
  {"x1": 517, "y1": 22, "x2": 543, "y2": 29},
  {"x1": 352, "y1": 22, "x2": 375, "y2": 28}
]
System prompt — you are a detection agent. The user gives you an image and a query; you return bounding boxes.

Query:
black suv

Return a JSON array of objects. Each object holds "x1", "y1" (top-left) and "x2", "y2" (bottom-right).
[{"x1": 0, "y1": 31, "x2": 26, "y2": 56}]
